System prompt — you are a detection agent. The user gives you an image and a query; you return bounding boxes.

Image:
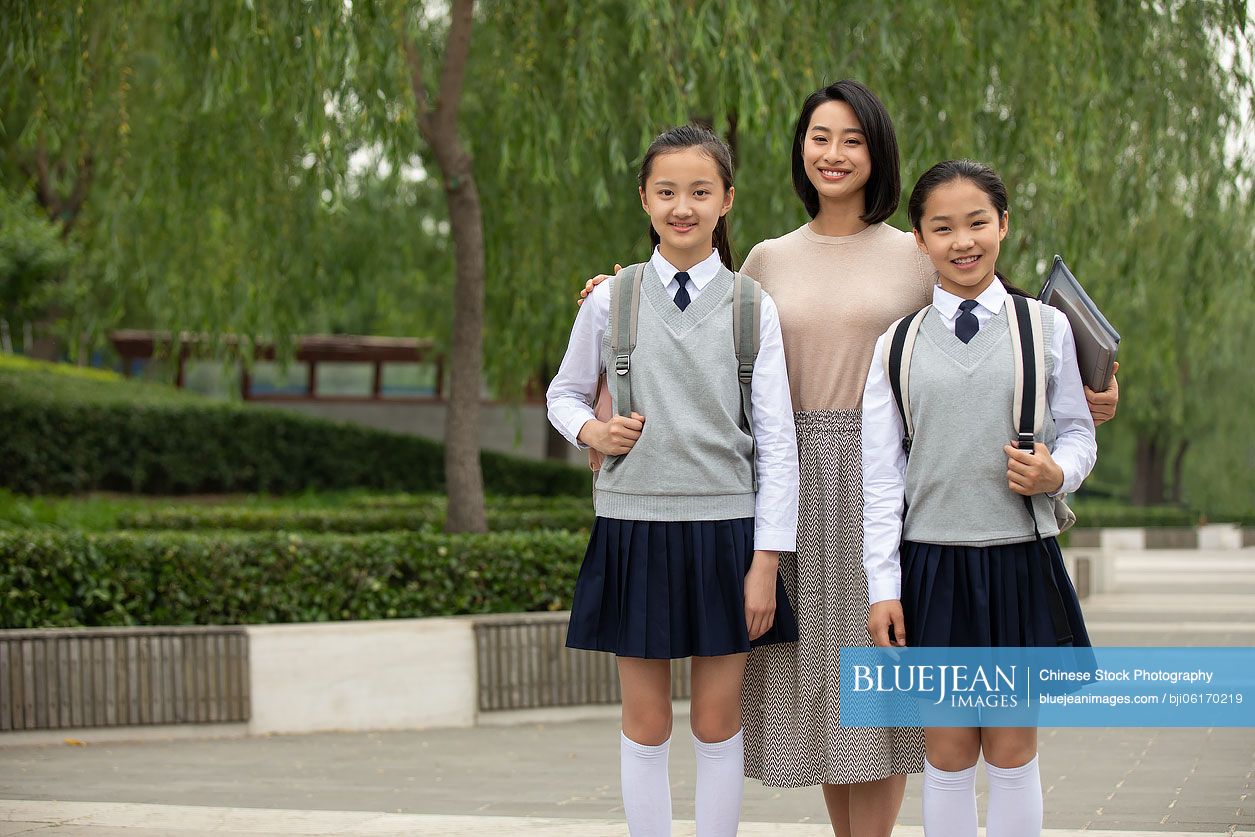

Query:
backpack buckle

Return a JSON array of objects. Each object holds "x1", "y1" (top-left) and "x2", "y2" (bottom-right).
[
  {"x1": 738, "y1": 361, "x2": 753, "y2": 385},
  {"x1": 1016, "y1": 431, "x2": 1035, "y2": 451},
  {"x1": 615, "y1": 354, "x2": 630, "y2": 376}
]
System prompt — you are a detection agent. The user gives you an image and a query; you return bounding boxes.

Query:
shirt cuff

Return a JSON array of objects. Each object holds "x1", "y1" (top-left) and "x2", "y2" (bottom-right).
[
  {"x1": 1050, "y1": 452, "x2": 1083, "y2": 496},
  {"x1": 867, "y1": 577, "x2": 901, "y2": 605},
  {"x1": 564, "y1": 413, "x2": 595, "y2": 450},
  {"x1": 753, "y1": 526, "x2": 796, "y2": 553}
]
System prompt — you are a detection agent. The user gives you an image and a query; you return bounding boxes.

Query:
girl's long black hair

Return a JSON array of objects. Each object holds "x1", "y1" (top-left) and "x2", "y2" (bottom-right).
[
  {"x1": 907, "y1": 159, "x2": 1031, "y2": 297},
  {"x1": 637, "y1": 124, "x2": 736, "y2": 269}
]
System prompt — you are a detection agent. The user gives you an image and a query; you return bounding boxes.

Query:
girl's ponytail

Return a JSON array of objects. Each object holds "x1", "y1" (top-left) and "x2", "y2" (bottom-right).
[
  {"x1": 996, "y1": 270, "x2": 1032, "y2": 298},
  {"x1": 712, "y1": 216, "x2": 735, "y2": 269}
]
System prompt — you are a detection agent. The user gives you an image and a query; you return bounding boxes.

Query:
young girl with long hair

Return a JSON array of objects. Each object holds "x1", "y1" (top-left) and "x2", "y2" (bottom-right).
[
  {"x1": 547, "y1": 124, "x2": 800, "y2": 836},
  {"x1": 862, "y1": 159, "x2": 1096, "y2": 837}
]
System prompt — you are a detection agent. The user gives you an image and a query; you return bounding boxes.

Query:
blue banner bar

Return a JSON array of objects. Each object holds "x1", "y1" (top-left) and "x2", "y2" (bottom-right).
[{"x1": 838, "y1": 647, "x2": 1255, "y2": 727}]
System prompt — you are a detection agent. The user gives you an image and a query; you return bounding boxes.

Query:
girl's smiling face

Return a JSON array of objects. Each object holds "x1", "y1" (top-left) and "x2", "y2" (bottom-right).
[
  {"x1": 639, "y1": 147, "x2": 733, "y2": 267},
  {"x1": 913, "y1": 178, "x2": 1009, "y2": 299},
  {"x1": 801, "y1": 100, "x2": 872, "y2": 208}
]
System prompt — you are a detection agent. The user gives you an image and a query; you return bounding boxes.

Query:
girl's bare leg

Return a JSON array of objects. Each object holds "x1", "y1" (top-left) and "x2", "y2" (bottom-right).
[
  {"x1": 617, "y1": 657, "x2": 673, "y2": 836},
  {"x1": 690, "y1": 653, "x2": 749, "y2": 837}
]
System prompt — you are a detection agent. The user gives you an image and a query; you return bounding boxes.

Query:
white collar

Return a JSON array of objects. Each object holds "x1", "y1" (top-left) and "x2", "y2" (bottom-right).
[
  {"x1": 932, "y1": 279, "x2": 1008, "y2": 320},
  {"x1": 650, "y1": 247, "x2": 723, "y2": 291}
]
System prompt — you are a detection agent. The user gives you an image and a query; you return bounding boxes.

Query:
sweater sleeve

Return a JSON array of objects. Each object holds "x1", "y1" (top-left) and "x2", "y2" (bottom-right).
[{"x1": 740, "y1": 241, "x2": 768, "y2": 280}]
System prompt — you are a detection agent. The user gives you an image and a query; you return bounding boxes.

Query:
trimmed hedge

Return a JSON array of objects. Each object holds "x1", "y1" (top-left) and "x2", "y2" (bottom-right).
[
  {"x1": 0, "y1": 529, "x2": 587, "y2": 628},
  {"x1": 116, "y1": 502, "x2": 594, "y2": 533},
  {"x1": 0, "y1": 354, "x2": 590, "y2": 497},
  {"x1": 1068, "y1": 501, "x2": 1202, "y2": 529},
  {"x1": 349, "y1": 493, "x2": 592, "y2": 511}
]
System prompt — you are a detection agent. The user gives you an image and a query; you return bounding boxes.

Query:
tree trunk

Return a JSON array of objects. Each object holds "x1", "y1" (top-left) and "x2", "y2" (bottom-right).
[
  {"x1": 1131, "y1": 432, "x2": 1167, "y2": 506},
  {"x1": 437, "y1": 149, "x2": 488, "y2": 533},
  {"x1": 405, "y1": 0, "x2": 487, "y2": 534},
  {"x1": 1168, "y1": 439, "x2": 1190, "y2": 505}
]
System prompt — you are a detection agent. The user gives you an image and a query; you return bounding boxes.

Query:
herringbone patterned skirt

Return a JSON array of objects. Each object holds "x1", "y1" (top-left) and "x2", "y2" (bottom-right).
[{"x1": 741, "y1": 409, "x2": 925, "y2": 787}]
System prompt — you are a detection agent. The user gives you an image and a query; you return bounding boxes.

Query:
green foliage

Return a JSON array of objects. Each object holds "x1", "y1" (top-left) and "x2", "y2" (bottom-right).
[
  {"x1": 0, "y1": 186, "x2": 74, "y2": 329},
  {"x1": 0, "y1": 528, "x2": 587, "y2": 628},
  {"x1": 116, "y1": 498, "x2": 593, "y2": 533},
  {"x1": 1069, "y1": 501, "x2": 1203, "y2": 529},
  {"x1": 3, "y1": 1, "x2": 1252, "y2": 504},
  {"x1": 0, "y1": 354, "x2": 591, "y2": 496}
]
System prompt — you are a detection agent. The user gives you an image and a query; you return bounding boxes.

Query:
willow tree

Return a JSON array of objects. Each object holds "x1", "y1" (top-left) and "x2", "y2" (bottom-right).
[{"x1": 5, "y1": 0, "x2": 1252, "y2": 520}]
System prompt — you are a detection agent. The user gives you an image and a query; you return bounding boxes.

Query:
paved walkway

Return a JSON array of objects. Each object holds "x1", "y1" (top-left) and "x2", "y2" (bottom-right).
[{"x1": 2, "y1": 548, "x2": 1253, "y2": 835}]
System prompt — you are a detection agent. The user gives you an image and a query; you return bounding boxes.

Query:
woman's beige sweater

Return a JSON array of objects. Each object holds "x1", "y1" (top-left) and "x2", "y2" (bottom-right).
[{"x1": 741, "y1": 222, "x2": 935, "y2": 412}]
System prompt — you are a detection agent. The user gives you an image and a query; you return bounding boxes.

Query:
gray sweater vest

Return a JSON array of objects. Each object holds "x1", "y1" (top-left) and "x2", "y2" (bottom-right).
[
  {"x1": 903, "y1": 305, "x2": 1059, "y2": 546},
  {"x1": 595, "y1": 263, "x2": 756, "y2": 520}
]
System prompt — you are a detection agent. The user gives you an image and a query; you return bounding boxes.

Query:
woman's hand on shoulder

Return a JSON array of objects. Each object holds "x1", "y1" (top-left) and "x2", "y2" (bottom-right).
[
  {"x1": 1003, "y1": 442, "x2": 1065, "y2": 496},
  {"x1": 1084, "y1": 361, "x2": 1119, "y2": 425},
  {"x1": 868, "y1": 600, "x2": 906, "y2": 647},
  {"x1": 744, "y1": 551, "x2": 779, "y2": 641},
  {"x1": 576, "y1": 264, "x2": 622, "y2": 306}
]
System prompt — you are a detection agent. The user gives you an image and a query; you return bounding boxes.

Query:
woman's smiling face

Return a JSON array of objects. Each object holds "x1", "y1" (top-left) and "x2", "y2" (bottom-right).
[{"x1": 801, "y1": 100, "x2": 872, "y2": 208}]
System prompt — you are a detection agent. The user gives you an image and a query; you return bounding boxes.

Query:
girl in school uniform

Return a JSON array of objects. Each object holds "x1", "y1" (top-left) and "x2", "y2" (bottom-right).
[
  {"x1": 861, "y1": 159, "x2": 1097, "y2": 837},
  {"x1": 546, "y1": 124, "x2": 800, "y2": 837}
]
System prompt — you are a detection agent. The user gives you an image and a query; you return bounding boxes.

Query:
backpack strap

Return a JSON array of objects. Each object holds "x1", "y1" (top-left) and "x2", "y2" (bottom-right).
[
  {"x1": 1005, "y1": 294, "x2": 1072, "y2": 645},
  {"x1": 732, "y1": 272, "x2": 762, "y2": 490},
  {"x1": 884, "y1": 305, "x2": 931, "y2": 456},
  {"x1": 1005, "y1": 295, "x2": 1047, "y2": 451},
  {"x1": 608, "y1": 264, "x2": 645, "y2": 419}
]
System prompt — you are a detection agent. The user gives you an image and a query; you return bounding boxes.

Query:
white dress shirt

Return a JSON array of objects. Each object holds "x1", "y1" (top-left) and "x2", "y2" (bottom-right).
[
  {"x1": 547, "y1": 248, "x2": 799, "y2": 552},
  {"x1": 860, "y1": 280, "x2": 1098, "y2": 604}
]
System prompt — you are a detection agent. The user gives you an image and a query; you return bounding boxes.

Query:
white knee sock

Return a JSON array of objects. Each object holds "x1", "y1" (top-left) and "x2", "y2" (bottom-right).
[
  {"x1": 692, "y1": 729, "x2": 744, "y2": 837},
  {"x1": 922, "y1": 758, "x2": 978, "y2": 837},
  {"x1": 986, "y1": 754, "x2": 1043, "y2": 837},
  {"x1": 621, "y1": 732, "x2": 672, "y2": 837}
]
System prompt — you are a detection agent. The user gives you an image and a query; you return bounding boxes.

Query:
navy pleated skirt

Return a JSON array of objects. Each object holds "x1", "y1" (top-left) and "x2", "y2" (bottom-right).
[
  {"x1": 566, "y1": 517, "x2": 799, "y2": 659},
  {"x1": 900, "y1": 536, "x2": 1091, "y2": 648}
]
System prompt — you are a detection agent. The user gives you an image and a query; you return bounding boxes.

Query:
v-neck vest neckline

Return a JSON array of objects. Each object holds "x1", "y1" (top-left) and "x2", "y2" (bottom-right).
[
  {"x1": 642, "y1": 262, "x2": 734, "y2": 336},
  {"x1": 922, "y1": 304, "x2": 1009, "y2": 371}
]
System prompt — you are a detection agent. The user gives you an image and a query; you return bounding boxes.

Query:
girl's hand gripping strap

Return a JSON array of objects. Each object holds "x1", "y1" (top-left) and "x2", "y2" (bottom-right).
[
  {"x1": 608, "y1": 264, "x2": 645, "y2": 419},
  {"x1": 731, "y1": 273, "x2": 762, "y2": 491}
]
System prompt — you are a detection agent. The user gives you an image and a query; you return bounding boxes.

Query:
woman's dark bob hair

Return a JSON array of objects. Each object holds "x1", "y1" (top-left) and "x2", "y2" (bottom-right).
[{"x1": 791, "y1": 80, "x2": 900, "y2": 224}]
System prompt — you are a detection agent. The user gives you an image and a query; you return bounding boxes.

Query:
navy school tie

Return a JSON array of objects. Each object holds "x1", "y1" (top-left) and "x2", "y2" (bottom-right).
[
  {"x1": 673, "y1": 271, "x2": 691, "y2": 311},
  {"x1": 955, "y1": 299, "x2": 980, "y2": 343}
]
